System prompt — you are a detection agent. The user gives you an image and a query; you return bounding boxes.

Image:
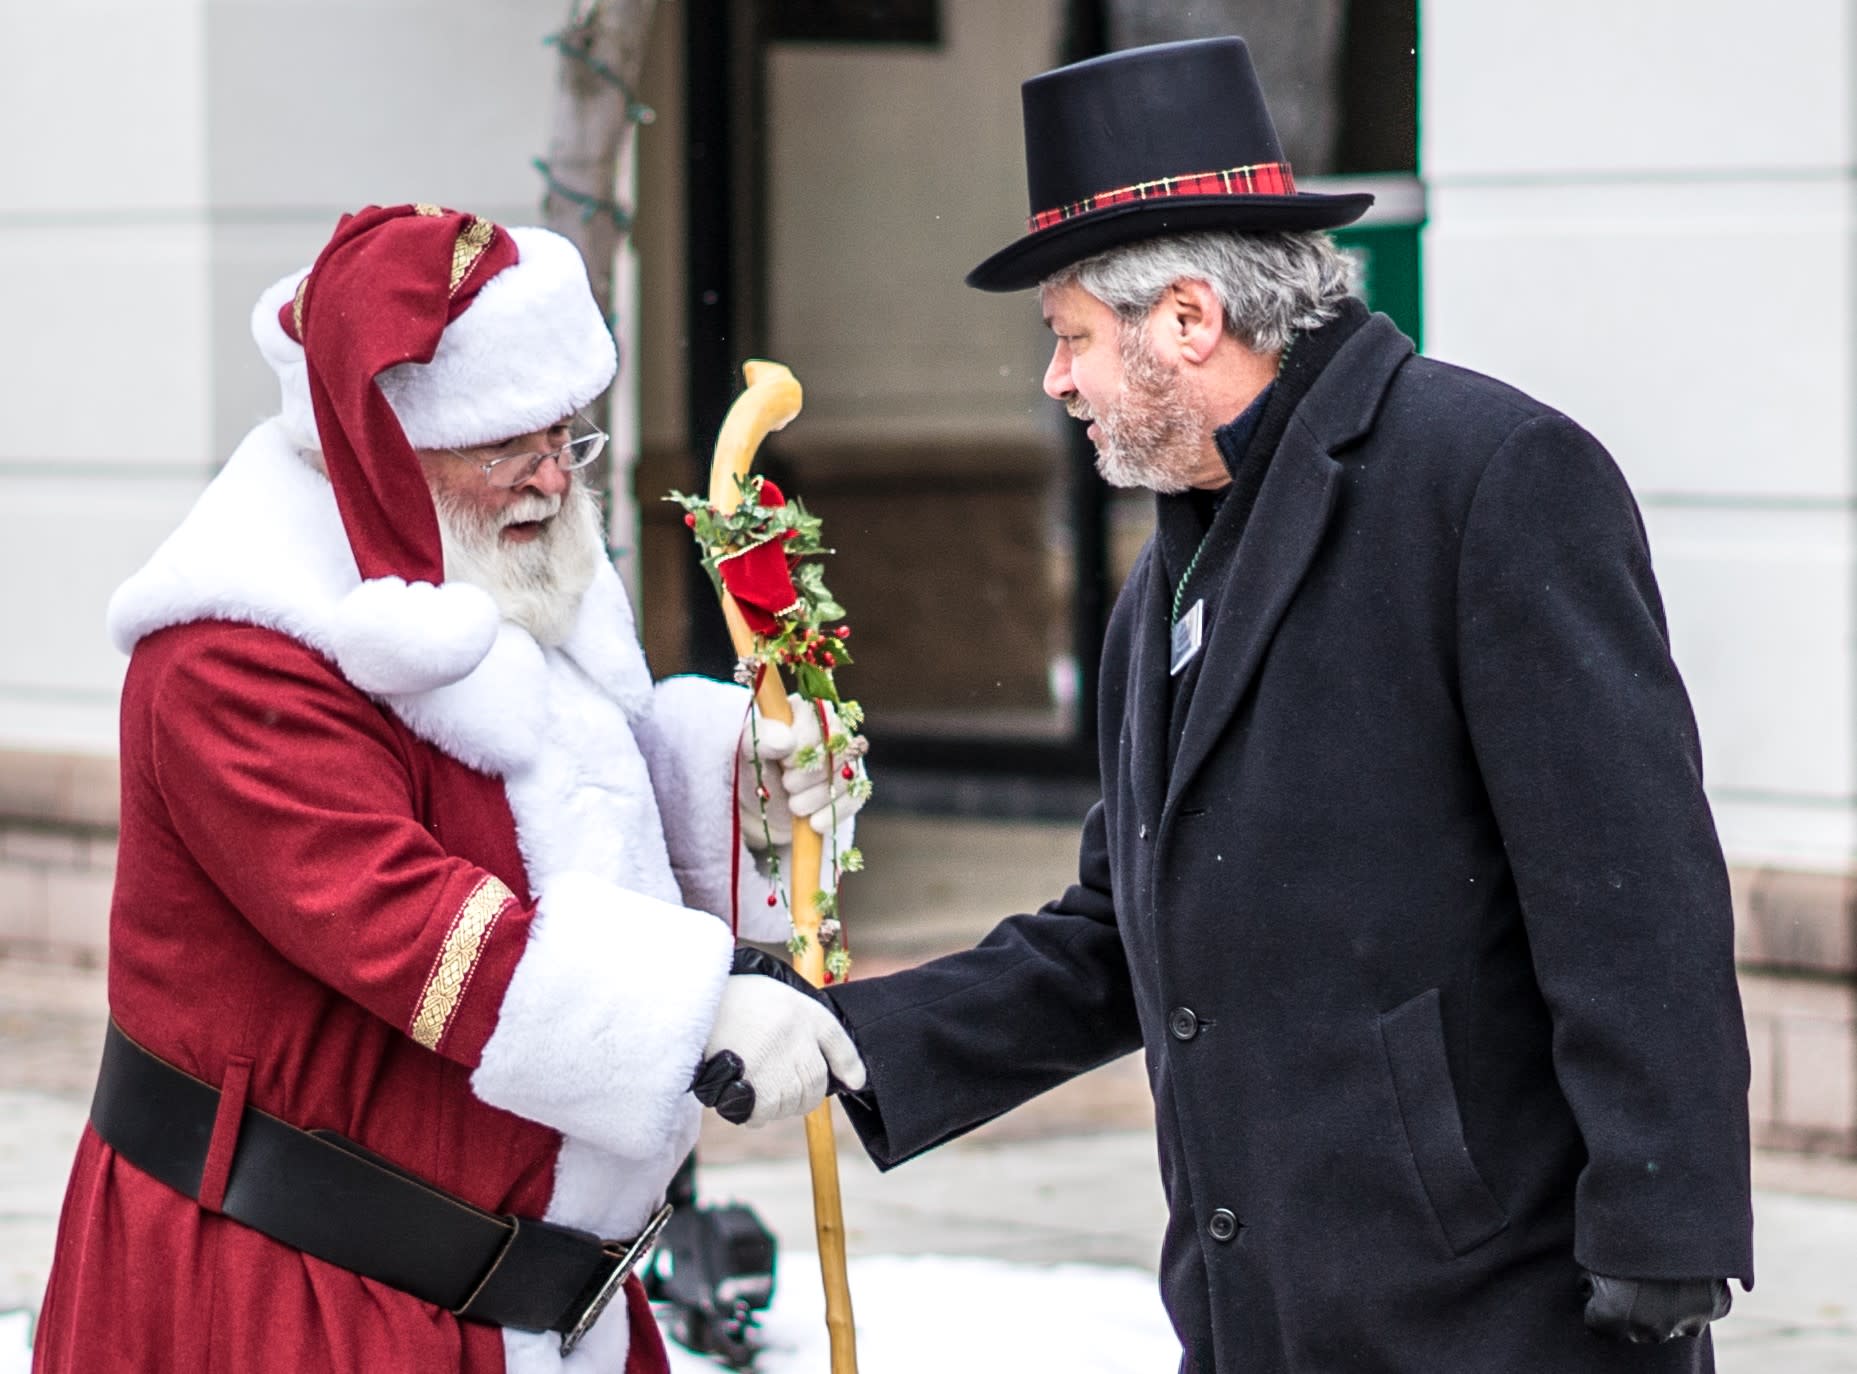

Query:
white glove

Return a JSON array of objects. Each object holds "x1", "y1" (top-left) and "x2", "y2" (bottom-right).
[
  {"x1": 697, "y1": 971, "x2": 867, "y2": 1127},
  {"x1": 736, "y1": 713, "x2": 797, "y2": 849},
  {"x1": 779, "y1": 695, "x2": 870, "y2": 835}
]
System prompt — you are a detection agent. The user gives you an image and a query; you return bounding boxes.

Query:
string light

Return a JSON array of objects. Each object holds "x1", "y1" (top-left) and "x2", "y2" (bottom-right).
[
  {"x1": 533, "y1": 25, "x2": 656, "y2": 231},
  {"x1": 531, "y1": 156, "x2": 635, "y2": 231},
  {"x1": 543, "y1": 30, "x2": 657, "y2": 124}
]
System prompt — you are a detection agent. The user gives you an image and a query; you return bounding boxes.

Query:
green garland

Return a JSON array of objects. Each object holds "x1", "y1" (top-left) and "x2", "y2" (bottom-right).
[{"x1": 666, "y1": 475, "x2": 868, "y2": 981}]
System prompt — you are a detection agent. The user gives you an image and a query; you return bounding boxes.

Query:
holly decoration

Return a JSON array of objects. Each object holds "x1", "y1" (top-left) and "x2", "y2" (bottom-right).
[{"x1": 667, "y1": 473, "x2": 869, "y2": 981}]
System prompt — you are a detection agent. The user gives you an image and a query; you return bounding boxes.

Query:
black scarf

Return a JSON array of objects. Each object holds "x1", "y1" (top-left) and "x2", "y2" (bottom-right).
[{"x1": 1156, "y1": 295, "x2": 1371, "y2": 765}]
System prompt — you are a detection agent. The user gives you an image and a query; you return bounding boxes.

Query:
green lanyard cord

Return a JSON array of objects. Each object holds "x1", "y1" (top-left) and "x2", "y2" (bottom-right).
[
  {"x1": 1170, "y1": 530, "x2": 1214, "y2": 626},
  {"x1": 1167, "y1": 336, "x2": 1295, "y2": 627}
]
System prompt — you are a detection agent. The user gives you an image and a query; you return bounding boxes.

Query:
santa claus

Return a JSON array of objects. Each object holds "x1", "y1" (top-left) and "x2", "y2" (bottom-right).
[{"x1": 33, "y1": 204, "x2": 864, "y2": 1373}]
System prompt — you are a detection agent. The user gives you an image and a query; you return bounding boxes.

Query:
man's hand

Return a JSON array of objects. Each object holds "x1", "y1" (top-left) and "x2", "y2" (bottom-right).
[
  {"x1": 1580, "y1": 1271, "x2": 1731, "y2": 1343},
  {"x1": 693, "y1": 948, "x2": 866, "y2": 1126}
]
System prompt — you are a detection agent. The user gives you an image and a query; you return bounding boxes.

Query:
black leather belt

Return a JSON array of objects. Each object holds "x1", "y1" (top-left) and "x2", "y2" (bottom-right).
[{"x1": 89, "y1": 1021, "x2": 669, "y2": 1355}]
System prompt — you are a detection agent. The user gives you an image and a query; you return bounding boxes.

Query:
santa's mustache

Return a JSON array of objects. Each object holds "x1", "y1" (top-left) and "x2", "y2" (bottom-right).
[
  {"x1": 1066, "y1": 398, "x2": 1094, "y2": 422},
  {"x1": 491, "y1": 492, "x2": 563, "y2": 529}
]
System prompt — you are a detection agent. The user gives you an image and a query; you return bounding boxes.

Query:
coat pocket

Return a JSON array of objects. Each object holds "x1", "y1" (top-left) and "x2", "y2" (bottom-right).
[{"x1": 1377, "y1": 987, "x2": 1508, "y2": 1256}]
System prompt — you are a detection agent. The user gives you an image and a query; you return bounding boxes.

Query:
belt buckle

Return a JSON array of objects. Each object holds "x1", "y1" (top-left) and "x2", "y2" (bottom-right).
[{"x1": 559, "y1": 1202, "x2": 674, "y2": 1356}]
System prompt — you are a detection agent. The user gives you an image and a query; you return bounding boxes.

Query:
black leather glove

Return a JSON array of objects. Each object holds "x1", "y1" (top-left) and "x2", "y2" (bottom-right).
[
  {"x1": 690, "y1": 948, "x2": 865, "y2": 1126},
  {"x1": 1580, "y1": 1271, "x2": 1731, "y2": 1343},
  {"x1": 727, "y1": 945, "x2": 824, "y2": 999}
]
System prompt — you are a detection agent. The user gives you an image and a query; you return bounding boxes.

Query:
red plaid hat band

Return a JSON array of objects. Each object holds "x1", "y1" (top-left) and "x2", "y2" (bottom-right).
[{"x1": 1028, "y1": 161, "x2": 1296, "y2": 233}]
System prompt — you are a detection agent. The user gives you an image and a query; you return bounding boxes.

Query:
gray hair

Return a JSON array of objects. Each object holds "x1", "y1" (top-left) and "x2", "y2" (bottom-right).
[{"x1": 1045, "y1": 230, "x2": 1355, "y2": 354}]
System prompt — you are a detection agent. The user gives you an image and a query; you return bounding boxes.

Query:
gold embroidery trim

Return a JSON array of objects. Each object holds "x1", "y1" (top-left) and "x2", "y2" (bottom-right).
[
  {"x1": 414, "y1": 203, "x2": 444, "y2": 217},
  {"x1": 449, "y1": 217, "x2": 497, "y2": 296},
  {"x1": 291, "y1": 276, "x2": 309, "y2": 341},
  {"x1": 410, "y1": 876, "x2": 514, "y2": 1050}
]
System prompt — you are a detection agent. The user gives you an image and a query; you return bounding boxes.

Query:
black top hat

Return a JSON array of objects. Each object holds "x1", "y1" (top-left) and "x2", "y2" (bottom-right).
[{"x1": 967, "y1": 37, "x2": 1374, "y2": 292}]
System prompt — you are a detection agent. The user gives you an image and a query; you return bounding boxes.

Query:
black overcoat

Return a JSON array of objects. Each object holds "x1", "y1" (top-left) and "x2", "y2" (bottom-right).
[{"x1": 830, "y1": 314, "x2": 1756, "y2": 1373}]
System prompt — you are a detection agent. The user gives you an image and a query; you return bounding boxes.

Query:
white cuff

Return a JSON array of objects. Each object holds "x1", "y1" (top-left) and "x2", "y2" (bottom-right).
[
  {"x1": 637, "y1": 674, "x2": 751, "y2": 922},
  {"x1": 734, "y1": 848, "x2": 791, "y2": 942},
  {"x1": 471, "y1": 871, "x2": 733, "y2": 1160}
]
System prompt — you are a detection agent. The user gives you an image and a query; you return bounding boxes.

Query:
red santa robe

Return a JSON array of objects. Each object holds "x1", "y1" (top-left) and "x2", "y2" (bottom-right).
[{"x1": 34, "y1": 415, "x2": 788, "y2": 1373}]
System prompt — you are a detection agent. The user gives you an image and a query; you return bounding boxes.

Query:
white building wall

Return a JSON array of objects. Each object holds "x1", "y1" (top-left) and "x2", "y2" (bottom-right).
[
  {"x1": 0, "y1": 0, "x2": 564, "y2": 754},
  {"x1": 0, "y1": 1, "x2": 212, "y2": 752},
  {"x1": 1421, "y1": 0, "x2": 1856, "y2": 871}
]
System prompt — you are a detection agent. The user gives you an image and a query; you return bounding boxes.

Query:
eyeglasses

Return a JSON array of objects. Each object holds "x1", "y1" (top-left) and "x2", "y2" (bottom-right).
[{"x1": 448, "y1": 422, "x2": 608, "y2": 489}]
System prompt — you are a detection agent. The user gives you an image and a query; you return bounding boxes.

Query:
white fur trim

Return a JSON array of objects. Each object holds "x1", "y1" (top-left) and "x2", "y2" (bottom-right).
[
  {"x1": 108, "y1": 420, "x2": 356, "y2": 657},
  {"x1": 503, "y1": 1324, "x2": 622, "y2": 1374},
  {"x1": 327, "y1": 578, "x2": 500, "y2": 696},
  {"x1": 251, "y1": 270, "x2": 318, "y2": 451},
  {"x1": 560, "y1": 557, "x2": 655, "y2": 724},
  {"x1": 384, "y1": 624, "x2": 548, "y2": 776},
  {"x1": 254, "y1": 227, "x2": 617, "y2": 454},
  {"x1": 472, "y1": 872, "x2": 731, "y2": 1159},
  {"x1": 735, "y1": 848, "x2": 796, "y2": 944},
  {"x1": 635, "y1": 675, "x2": 791, "y2": 937},
  {"x1": 106, "y1": 420, "x2": 660, "y2": 776}
]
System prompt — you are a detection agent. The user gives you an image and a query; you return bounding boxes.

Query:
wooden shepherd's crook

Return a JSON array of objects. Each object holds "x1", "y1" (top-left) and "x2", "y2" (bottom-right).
[{"x1": 708, "y1": 358, "x2": 858, "y2": 1373}]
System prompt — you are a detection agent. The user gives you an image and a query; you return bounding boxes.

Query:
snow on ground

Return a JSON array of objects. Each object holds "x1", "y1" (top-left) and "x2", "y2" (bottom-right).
[
  {"x1": 0, "y1": 1257, "x2": 1178, "y2": 1372},
  {"x1": 665, "y1": 1254, "x2": 1177, "y2": 1372}
]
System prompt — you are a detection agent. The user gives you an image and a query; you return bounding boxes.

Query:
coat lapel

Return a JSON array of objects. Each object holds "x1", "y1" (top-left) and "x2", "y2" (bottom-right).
[
  {"x1": 1163, "y1": 314, "x2": 1415, "y2": 817},
  {"x1": 1165, "y1": 434, "x2": 1340, "y2": 814},
  {"x1": 1126, "y1": 546, "x2": 1174, "y2": 830}
]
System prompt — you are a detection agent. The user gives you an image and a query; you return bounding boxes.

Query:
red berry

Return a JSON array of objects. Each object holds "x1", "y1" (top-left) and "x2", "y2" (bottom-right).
[
  {"x1": 834, "y1": 627, "x2": 850, "y2": 640},
  {"x1": 766, "y1": 892, "x2": 778, "y2": 906},
  {"x1": 821, "y1": 653, "x2": 836, "y2": 667},
  {"x1": 840, "y1": 764, "x2": 855, "y2": 780},
  {"x1": 756, "y1": 786, "x2": 769, "y2": 801}
]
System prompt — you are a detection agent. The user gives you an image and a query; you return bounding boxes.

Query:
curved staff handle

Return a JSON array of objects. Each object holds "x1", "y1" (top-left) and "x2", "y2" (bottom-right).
[{"x1": 707, "y1": 358, "x2": 858, "y2": 1373}]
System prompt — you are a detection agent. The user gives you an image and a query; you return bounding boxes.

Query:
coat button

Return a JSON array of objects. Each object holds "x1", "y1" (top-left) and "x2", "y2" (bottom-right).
[
  {"x1": 1168, "y1": 1007, "x2": 1199, "y2": 1041},
  {"x1": 1208, "y1": 1209, "x2": 1239, "y2": 1243}
]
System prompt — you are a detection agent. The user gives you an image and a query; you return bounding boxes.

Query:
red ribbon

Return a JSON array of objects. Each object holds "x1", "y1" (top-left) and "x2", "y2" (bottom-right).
[
  {"x1": 1028, "y1": 161, "x2": 1296, "y2": 233},
  {"x1": 717, "y1": 478, "x2": 803, "y2": 637}
]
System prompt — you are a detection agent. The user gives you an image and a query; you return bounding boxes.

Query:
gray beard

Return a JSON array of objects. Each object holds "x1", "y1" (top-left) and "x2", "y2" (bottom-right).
[
  {"x1": 1069, "y1": 329, "x2": 1207, "y2": 495},
  {"x1": 434, "y1": 482, "x2": 603, "y2": 647}
]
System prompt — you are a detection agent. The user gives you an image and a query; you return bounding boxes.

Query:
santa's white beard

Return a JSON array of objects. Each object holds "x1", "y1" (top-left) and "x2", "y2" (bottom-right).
[{"x1": 434, "y1": 481, "x2": 603, "y2": 647}]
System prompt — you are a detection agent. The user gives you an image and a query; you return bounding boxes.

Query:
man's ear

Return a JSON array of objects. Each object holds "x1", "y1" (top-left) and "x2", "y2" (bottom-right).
[{"x1": 1163, "y1": 279, "x2": 1225, "y2": 365}]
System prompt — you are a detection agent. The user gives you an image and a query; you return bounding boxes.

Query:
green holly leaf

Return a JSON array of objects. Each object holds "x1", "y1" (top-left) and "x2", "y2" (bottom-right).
[{"x1": 794, "y1": 662, "x2": 839, "y2": 704}]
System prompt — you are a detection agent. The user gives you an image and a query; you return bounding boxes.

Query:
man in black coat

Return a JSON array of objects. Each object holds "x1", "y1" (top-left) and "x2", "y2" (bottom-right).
[{"x1": 703, "y1": 35, "x2": 1756, "y2": 1374}]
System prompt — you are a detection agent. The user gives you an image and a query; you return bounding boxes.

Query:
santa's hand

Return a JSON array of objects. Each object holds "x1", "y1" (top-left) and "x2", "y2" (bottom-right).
[
  {"x1": 693, "y1": 948, "x2": 866, "y2": 1126},
  {"x1": 736, "y1": 712, "x2": 797, "y2": 849},
  {"x1": 780, "y1": 694, "x2": 870, "y2": 835}
]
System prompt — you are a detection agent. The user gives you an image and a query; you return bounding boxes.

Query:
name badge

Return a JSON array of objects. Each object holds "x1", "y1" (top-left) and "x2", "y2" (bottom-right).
[{"x1": 1170, "y1": 599, "x2": 1205, "y2": 676}]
